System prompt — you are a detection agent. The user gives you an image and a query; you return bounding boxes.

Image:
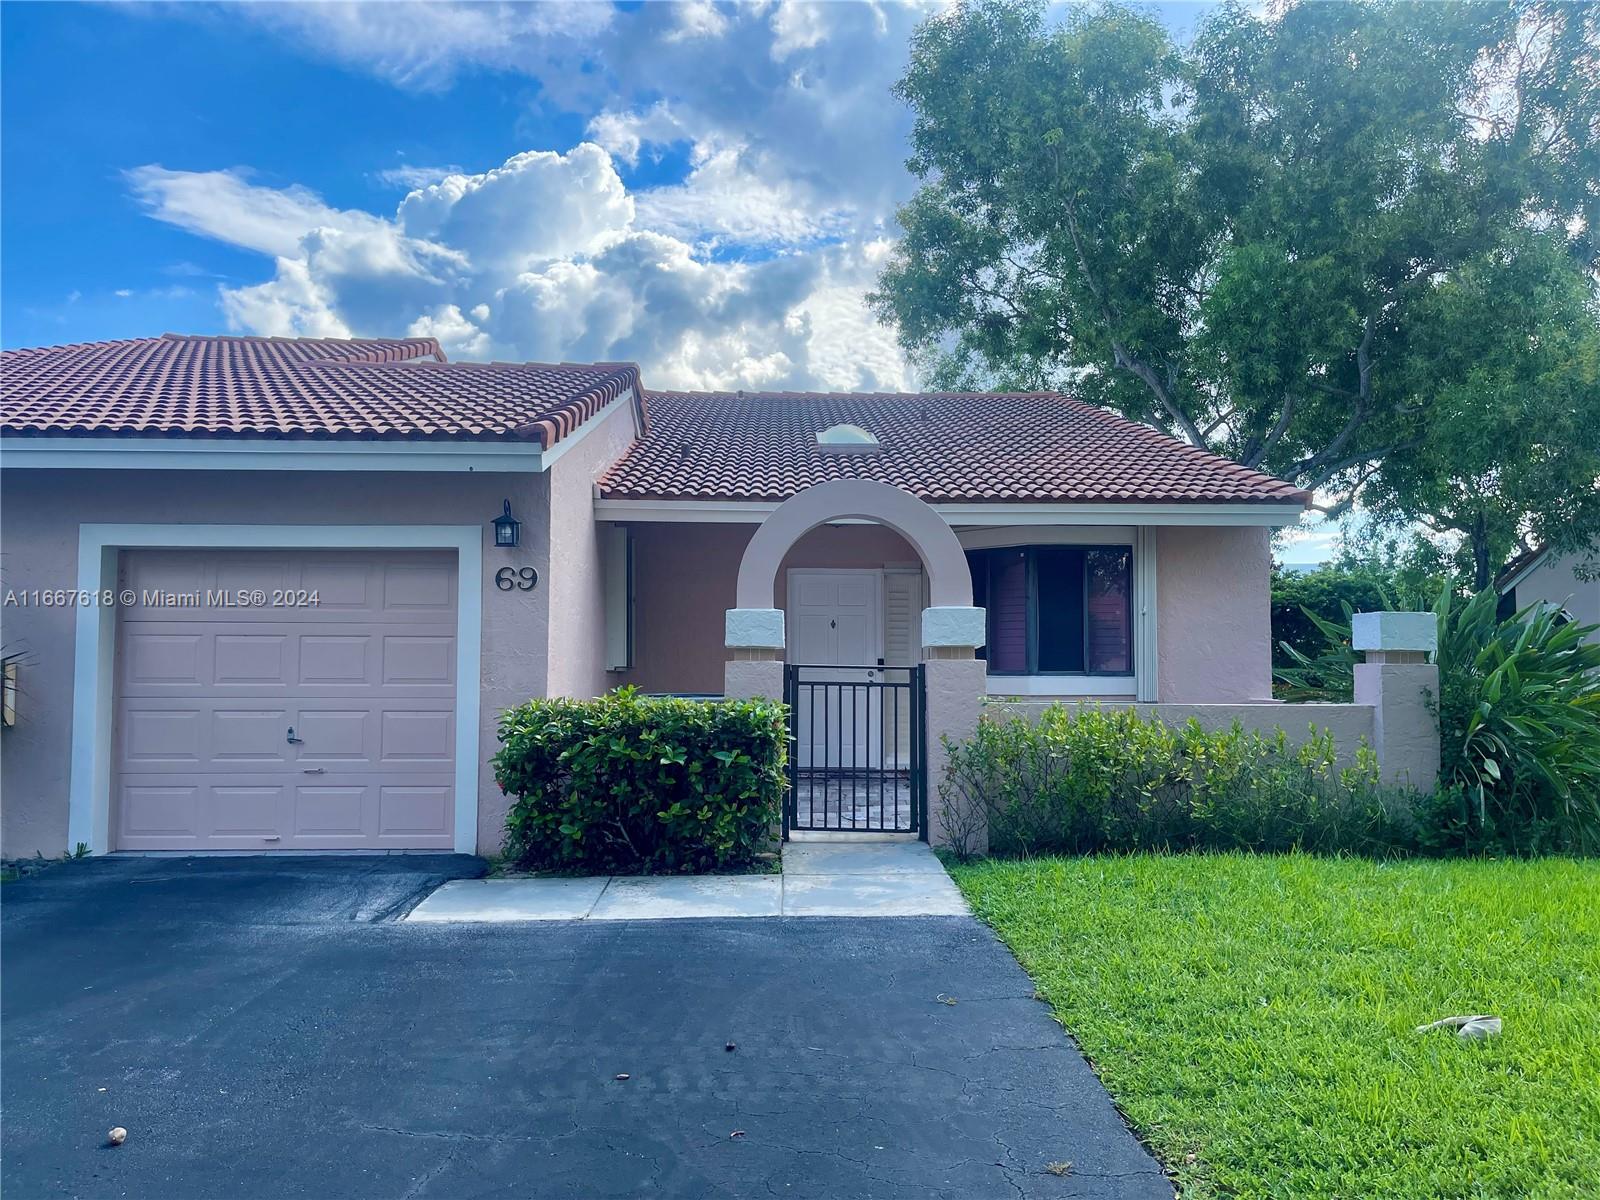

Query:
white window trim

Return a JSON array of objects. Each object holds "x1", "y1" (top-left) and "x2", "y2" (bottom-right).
[
  {"x1": 986, "y1": 677, "x2": 1139, "y2": 698},
  {"x1": 955, "y1": 527, "x2": 1158, "y2": 702},
  {"x1": 68, "y1": 524, "x2": 483, "y2": 856}
]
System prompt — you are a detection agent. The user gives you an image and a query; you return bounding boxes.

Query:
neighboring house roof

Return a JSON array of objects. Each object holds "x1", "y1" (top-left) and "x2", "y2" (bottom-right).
[
  {"x1": 1495, "y1": 544, "x2": 1551, "y2": 594},
  {"x1": 0, "y1": 334, "x2": 642, "y2": 448},
  {"x1": 597, "y1": 390, "x2": 1310, "y2": 506}
]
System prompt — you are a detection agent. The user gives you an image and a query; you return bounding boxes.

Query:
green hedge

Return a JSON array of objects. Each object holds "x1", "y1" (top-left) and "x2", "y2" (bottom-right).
[
  {"x1": 939, "y1": 705, "x2": 1433, "y2": 859},
  {"x1": 492, "y1": 688, "x2": 787, "y2": 874}
]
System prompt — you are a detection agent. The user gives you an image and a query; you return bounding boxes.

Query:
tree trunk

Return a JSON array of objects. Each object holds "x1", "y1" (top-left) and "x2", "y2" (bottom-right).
[{"x1": 1471, "y1": 513, "x2": 1492, "y2": 593}]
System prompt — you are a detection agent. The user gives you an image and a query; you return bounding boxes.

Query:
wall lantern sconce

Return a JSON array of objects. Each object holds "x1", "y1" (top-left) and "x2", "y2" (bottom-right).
[{"x1": 492, "y1": 499, "x2": 521, "y2": 548}]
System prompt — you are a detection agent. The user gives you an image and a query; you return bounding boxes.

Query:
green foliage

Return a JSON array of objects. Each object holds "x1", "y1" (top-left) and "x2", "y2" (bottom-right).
[
  {"x1": 492, "y1": 688, "x2": 786, "y2": 875},
  {"x1": 939, "y1": 704, "x2": 1424, "y2": 859},
  {"x1": 1271, "y1": 560, "x2": 1433, "y2": 674},
  {"x1": 1361, "y1": 230, "x2": 1600, "y2": 587},
  {"x1": 875, "y1": 0, "x2": 1600, "y2": 552},
  {"x1": 952, "y1": 854, "x2": 1600, "y2": 1199},
  {"x1": 1435, "y1": 589, "x2": 1600, "y2": 852},
  {"x1": 1271, "y1": 584, "x2": 1600, "y2": 850}
]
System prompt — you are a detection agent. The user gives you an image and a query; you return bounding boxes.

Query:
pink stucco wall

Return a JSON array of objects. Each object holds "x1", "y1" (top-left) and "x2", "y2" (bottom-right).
[
  {"x1": 1155, "y1": 525, "x2": 1273, "y2": 702},
  {"x1": 543, "y1": 398, "x2": 642, "y2": 699},
  {"x1": 613, "y1": 522, "x2": 921, "y2": 694},
  {"x1": 0, "y1": 466, "x2": 553, "y2": 858},
  {"x1": 0, "y1": 447, "x2": 1279, "y2": 859},
  {"x1": 621, "y1": 520, "x2": 1276, "y2": 703}
]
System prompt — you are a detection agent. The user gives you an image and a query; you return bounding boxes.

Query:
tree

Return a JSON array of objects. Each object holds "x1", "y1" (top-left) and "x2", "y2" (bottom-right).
[
  {"x1": 872, "y1": 0, "x2": 1599, "y2": 547},
  {"x1": 1359, "y1": 231, "x2": 1600, "y2": 588}
]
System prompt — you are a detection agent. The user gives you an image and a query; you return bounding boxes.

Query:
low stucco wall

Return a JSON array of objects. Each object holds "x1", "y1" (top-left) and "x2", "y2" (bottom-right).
[
  {"x1": 0, "y1": 466, "x2": 553, "y2": 858},
  {"x1": 986, "y1": 699, "x2": 1376, "y2": 765}
]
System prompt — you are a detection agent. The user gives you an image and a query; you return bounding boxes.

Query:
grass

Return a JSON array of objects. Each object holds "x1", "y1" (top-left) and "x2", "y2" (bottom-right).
[{"x1": 949, "y1": 853, "x2": 1600, "y2": 1199}]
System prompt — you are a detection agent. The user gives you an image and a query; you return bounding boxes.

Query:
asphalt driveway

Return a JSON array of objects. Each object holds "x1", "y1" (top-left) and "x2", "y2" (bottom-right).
[{"x1": 2, "y1": 856, "x2": 1170, "y2": 1199}]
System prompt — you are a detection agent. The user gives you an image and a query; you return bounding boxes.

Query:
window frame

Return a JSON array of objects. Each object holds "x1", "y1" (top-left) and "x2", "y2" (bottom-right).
[{"x1": 972, "y1": 543, "x2": 1135, "y2": 678}]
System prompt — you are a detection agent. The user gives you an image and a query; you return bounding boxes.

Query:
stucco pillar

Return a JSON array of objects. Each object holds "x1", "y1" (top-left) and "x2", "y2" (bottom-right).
[
  {"x1": 922, "y1": 606, "x2": 988, "y2": 853},
  {"x1": 1352, "y1": 612, "x2": 1440, "y2": 790},
  {"x1": 724, "y1": 608, "x2": 785, "y2": 701}
]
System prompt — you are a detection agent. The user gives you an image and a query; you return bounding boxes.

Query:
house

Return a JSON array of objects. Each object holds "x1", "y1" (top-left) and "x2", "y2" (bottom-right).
[
  {"x1": 1, "y1": 333, "x2": 1311, "y2": 858},
  {"x1": 1496, "y1": 545, "x2": 1600, "y2": 639}
]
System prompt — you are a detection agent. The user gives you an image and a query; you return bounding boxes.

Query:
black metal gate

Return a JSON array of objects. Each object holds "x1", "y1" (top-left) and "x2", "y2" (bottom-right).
[{"x1": 783, "y1": 663, "x2": 926, "y2": 838}]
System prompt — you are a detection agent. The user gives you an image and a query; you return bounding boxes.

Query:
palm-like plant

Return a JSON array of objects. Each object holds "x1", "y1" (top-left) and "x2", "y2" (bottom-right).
[
  {"x1": 1274, "y1": 584, "x2": 1600, "y2": 851},
  {"x1": 1436, "y1": 589, "x2": 1600, "y2": 849}
]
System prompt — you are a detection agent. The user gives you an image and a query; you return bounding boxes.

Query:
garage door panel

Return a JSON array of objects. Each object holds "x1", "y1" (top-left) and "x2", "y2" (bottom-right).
[
  {"x1": 380, "y1": 711, "x2": 454, "y2": 764},
  {"x1": 294, "y1": 709, "x2": 374, "y2": 765},
  {"x1": 298, "y1": 560, "x2": 374, "y2": 609},
  {"x1": 213, "y1": 634, "x2": 289, "y2": 686},
  {"x1": 123, "y1": 633, "x2": 207, "y2": 687},
  {"x1": 294, "y1": 785, "x2": 368, "y2": 837},
  {"x1": 113, "y1": 549, "x2": 459, "y2": 851},
  {"x1": 120, "y1": 785, "x2": 201, "y2": 838},
  {"x1": 211, "y1": 709, "x2": 292, "y2": 766},
  {"x1": 384, "y1": 562, "x2": 454, "y2": 611},
  {"x1": 298, "y1": 634, "x2": 372, "y2": 685},
  {"x1": 122, "y1": 710, "x2": 203, "y2": 767},
  {"x1": 213, "y1": 554, "x2": 293, "y2": 597},
  {"x1": 381, "y1": 635, "x2": 454, "y2": 685},
  {"x1": 379, "y1": 786, "x2": 452, "y2": 837},
  {"x1": 209, "y1": 786, "x2": 287, "y2": 837}
]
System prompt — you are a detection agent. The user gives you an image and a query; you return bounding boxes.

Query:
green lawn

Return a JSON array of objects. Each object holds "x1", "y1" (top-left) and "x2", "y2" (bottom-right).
[{"x1": 949, "y1": 854, "x2": 1600, "y2": 1199}]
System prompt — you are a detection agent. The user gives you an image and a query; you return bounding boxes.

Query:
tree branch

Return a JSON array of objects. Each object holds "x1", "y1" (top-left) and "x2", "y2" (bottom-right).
[
  {"x1": 1240, "y1": 393, "x2": 1296, "y2": 470},
  {"x1": 1301, "y1": 438, "x2": 1424, "y2": 492},
  {"x1": 1058, "y1": 199, "x2": 1208, "y2": 448},
  {"x1": 1288, "y1": 314, "x2": 1376, "y2": 482}
]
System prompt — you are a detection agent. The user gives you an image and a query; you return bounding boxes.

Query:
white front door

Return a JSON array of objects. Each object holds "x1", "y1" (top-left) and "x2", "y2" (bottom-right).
[{"x1": 787, "y1": 570, "x2": 883, "y2": 770}]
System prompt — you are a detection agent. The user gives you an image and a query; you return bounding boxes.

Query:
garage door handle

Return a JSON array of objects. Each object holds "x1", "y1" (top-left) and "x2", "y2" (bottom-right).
[
  {"x1": 286, "y1": 726, "x2": 304, "y2": 745},
  {"x1": 302, "y1": 767, "x2": 325, "y2": 775}
]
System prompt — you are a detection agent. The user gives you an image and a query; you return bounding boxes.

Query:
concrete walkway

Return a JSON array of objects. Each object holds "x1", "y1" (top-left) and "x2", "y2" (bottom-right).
[{"x1": 405, "y1": 840, "x2": 968, "y2": 922}]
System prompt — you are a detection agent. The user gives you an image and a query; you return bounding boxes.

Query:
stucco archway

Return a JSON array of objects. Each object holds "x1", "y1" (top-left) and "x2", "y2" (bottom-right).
[{"x1": 734, "y1": 479, "x2": 973, "y2": 611}]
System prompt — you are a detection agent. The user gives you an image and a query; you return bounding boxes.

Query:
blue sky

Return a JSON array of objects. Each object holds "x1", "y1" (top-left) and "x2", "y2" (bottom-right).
[
  {"x1": 3, "y1": 1, "x2": 1332, "y2": 557},
  {"x1": 4, "y1": 2, "x2": 1214, "y2": 370}
]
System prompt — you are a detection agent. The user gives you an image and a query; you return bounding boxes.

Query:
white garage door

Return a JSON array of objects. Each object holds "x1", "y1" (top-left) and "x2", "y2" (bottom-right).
[{"x1": 113, "y1": 549, "x2": 458, "y2": 851}]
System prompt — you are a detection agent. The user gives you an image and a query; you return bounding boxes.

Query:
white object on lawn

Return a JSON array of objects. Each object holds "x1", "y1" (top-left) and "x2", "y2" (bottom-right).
[{"x1": 1415, "y1": 1015, "x2": 1503, "y2": 1040}]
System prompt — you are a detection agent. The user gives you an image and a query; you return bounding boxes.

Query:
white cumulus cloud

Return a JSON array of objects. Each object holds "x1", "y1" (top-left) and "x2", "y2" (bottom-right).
[
  {"x1": 123, "y1": 1, "x2": 934, "y2": 392},
  {"x1": 131, "y1": 144, "x2": 911, "y2": 392}
]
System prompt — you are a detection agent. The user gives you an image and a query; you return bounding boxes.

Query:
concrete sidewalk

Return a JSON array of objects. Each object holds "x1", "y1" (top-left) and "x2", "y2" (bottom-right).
[{"x1": 405, "y1": 840, "x2": 969, "y2": 922}]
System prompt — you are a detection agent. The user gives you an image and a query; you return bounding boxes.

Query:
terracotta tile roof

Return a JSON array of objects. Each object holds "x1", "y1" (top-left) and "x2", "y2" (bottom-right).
[
  {"x1": 0, "y1": 334, "x2": 642, "y2": 448},
  {"x1": 598, "y1": 390, "x2": 1310, "y2": 506}
]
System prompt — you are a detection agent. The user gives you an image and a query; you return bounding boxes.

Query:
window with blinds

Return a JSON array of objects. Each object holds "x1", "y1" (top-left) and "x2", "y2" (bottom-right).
[{"x1": 967, "y1": 545, "x2": 1133, "y2": 676}]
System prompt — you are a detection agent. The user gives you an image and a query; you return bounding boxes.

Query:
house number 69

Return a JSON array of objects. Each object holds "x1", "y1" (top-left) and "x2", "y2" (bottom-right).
[{"x1": 495, "y1": 566, "x2": 539, "y2": 592}]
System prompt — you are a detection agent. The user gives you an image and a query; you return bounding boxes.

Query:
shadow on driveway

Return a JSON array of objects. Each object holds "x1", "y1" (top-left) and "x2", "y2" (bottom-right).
[{"x1": 2, "y1": 856, "x2": 1170, "y2": 1199}]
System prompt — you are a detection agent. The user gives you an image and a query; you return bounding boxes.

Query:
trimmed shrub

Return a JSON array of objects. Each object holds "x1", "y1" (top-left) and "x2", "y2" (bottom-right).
[
  {"x1": 493, "y1": 688, "x2": 786, "y2": 874},
  {"x1": 939, "y1": 705, "x2": 1427, "y2": 860}
]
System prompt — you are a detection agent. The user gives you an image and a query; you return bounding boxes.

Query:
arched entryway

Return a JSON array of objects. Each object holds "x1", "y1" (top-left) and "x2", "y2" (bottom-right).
[{"x1": 723, "y1": 480, "x2": 986, "y2": 840}]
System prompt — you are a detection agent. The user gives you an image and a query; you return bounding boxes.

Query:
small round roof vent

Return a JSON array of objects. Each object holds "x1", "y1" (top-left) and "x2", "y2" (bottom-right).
[{"x1": 815, "y1": 423, "x2": 880, "y2": 453}]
